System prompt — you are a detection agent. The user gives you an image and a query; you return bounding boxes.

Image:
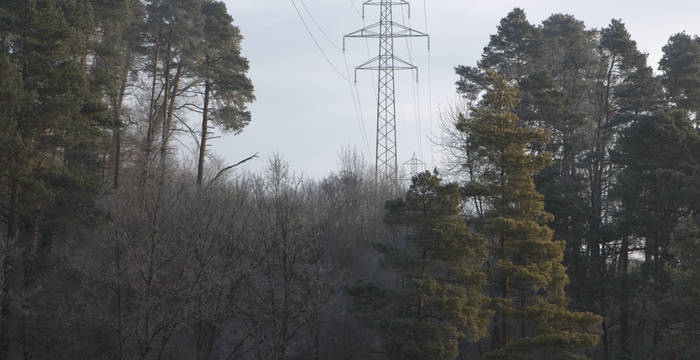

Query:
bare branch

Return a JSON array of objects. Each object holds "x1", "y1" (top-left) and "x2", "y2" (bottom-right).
[{"x1": 209, "y1": 153, "x2": 260, "y2": 185}]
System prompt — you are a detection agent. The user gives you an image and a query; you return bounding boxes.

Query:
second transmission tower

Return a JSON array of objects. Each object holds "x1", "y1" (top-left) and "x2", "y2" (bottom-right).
[{"x1": 344, "y1": 0, "x2": 428, "y2": 188}]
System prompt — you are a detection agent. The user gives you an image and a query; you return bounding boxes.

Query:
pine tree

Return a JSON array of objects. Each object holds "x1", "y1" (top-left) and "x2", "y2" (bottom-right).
[
  {"x1": 348, "y1": 171, "x2": 490, "y2": 360},
  {"x1": 663, "y1": 216, "x2": 700, "y2": 359},
  {"x1": 455, "y1": 8, "x2": 540, "y2": 101},
  {"x1": 0, "y1": 17, "x2": 25, "y2": 359},
  {"x1": 587, "y1": 18, "x2": 637, "y2": 274},
  {"x1": 0, "y1": 0, "x2": 107, "y2": 357},
  {"x1": 455, "y1": 14, "x2": 598, "y2": 320},
  {"x1": 610, "y1": 108, "x2": 699, "y2": 359},
  {"x1": 478, "y1": 8, "x2": 541, "y2": 84},
  {"x1": 1, "y1": 0, "x2": 108, "y2": 247},
  {"x1": 195, "y1": 0, "x2": 254, "y2": 185},
  {"x1": 461, "y1": 71, "x2": 601, "y2": 359},
  {"x1": 580, "y1": 21, "x2": 640, "y2": 357},
  {"x1": 659, "y1": 32, "x2": 700, "y2": 119},
  {"x1": 139, "y1": 0, "x2": 204, "y2": 187},
  {"x1": 521, "y1": 71, "x2": 591, "y2": 318},
  {"x1": 537, "y1": 13, "x2": 596, "y2": 178},
  {"x1": 90, "y1": 0, "x2": 144, "y2": 189},
  {"x1": 606, "y1": 50, "x2": 665, "y2": 359}
]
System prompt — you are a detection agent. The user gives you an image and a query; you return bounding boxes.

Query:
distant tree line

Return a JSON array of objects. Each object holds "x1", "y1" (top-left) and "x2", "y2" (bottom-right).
[{"x1": 1, "y1": 2, "x2": 700, "y2": 359}]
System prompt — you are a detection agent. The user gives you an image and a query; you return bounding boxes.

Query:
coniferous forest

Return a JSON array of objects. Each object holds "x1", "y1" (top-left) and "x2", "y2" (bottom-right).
[{"x1": 1, "y1": 1, "x2": 700, "y2": 359}]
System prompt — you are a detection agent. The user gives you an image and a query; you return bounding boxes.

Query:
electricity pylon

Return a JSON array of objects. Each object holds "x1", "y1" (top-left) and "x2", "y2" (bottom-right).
[
  {"x1": 402, "y1": 152, "x2": 427, "y2": 181},
  {"x1": 344, "y1": 0, "x2": 428, "y2": 189}
]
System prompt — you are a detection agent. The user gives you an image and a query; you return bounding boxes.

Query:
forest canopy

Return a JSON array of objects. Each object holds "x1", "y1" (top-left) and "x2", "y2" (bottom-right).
[{"x1": 1, "y1": 2, "x2": 700, "y2": 359}]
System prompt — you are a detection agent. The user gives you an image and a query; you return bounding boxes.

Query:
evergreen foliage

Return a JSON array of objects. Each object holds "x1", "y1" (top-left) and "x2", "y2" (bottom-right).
[
  {"x1": 0, "y1": 0, "x2": 109, "y2": 357},
  {"x1": 196, "y1": 0, "x2": 254, "y2": 185},
  {"x1": 664, "y1": 216, "x2": 700, "y2": 358},
  {"x1": 461, "y1": 71, "x2": 601, "y2": 359},
  {"x1": 454, "y1": 10, "x2": 697, "y2": 358},
  {"x1": 349, "y1": 171, "x2": 490, "y2": 360},
  {"x1": 0, "y1": 0, "x2": 108, "y2": 241},
  {"x1": 610, "y1": 108, "x2": 700, "y2": 358},
  {"x1": 659, "y1": 33, "x2": 700, "y2": 116},
  {"x1": 2, "y1": 3, "x2": 700, "y2": 359}
]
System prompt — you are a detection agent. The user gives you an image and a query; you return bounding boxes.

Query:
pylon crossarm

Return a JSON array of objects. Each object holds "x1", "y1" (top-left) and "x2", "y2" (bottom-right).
[
  {"x1": 353, "y1": 55, "x2": 380, "y2": 81},
  {"x1": 344, "y1": 23, "x2": 380, "y2": 51},
  {"x1": 354, "y1": 55, "x2": 417, "y2": 72},
  {"x1": 391, "y1": 55, "x2": 418, "y2": 71},
  {"x1": 345, "y1": 22, "x2": 428, "y2": 40},
  {"x1": 362, "y1": 0, "x2": 410, "y2": 7},
  {"x1": 392, "y1": 23, "x2": 430, "y2": 50},
  {"x1": 357, "y1": 64, "x2": 416, "y2": 71},
  {"x1": 344, "y1": 23, "x2": 381, "y2": 39},
  {"x1": 391, "y1": 22, "x2": 428, "y2": 38},
  {"x1": 362, "y1": 1, "x2": 409, "y2": 19}
]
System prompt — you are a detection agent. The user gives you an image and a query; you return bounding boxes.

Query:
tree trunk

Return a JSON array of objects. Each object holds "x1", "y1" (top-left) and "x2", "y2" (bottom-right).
[
  {"x1": 115, "y1": 242, "x2": 125, "y2": 360},
  {"x1": 140, "y1": 44, "x2": 160, "y2": 194},
  {"x1": 501, "y1": 236, "x2": 509, "y2": 347},
  {"x1": 500, "y1": 164, "x2": 509, "y2": 347},
  {"x1": 158, "y1": 33, "x2": 172, "y2": 175},
  {"x1": 114, "y1": 129, "x2": 121, "y2": 189},
  {"x1": 1, "y1": 181, "x2": 21, "y2": 359},
  {"x1": 418, "y1": 247, "x2": 426, "y2": 321},
  {"x1": 595, "y1": 55, "x2": 616, "y2": 360},
  {"x1": 197, "y1": 78, "x2": 211, "y2": 186},
  {"x1": 7, "y1": 181, "x2": 19, "y2": 248},
  {"x1": 602, "y1": 318, "x2": 609, "y2": 360},
  {"x1": 619, "y1": 235, "x2": 630, "y2": 357},
  {"x1": 158, "y1": 25, "x2": 183, "y2": 179},
  {"x1": 113, "y1": 51, "x2": 131, "y2": 189},
  {"x1": 158, "y1": 62, "x2": 182, "y2": 181}
]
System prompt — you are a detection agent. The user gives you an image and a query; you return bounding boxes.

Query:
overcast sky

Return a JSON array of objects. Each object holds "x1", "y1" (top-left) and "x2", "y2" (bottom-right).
[{"x1": 213, "y1": 0, "x2": 700, "y2": 179}]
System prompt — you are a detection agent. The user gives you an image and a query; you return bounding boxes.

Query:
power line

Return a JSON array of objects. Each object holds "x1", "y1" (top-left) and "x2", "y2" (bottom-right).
[
  {"x1": 345, "y1": 0, "x2": 429, "y2": 187},
  {"x1": 423, "y1": 0, "x2": 434, "y2": 166},
  {"x1": 298, "y1": 0, "x2": 343, "y2": 51},
  {"x1": 423, "y1": 0, "x2": 429, "y2": 33},
  {"x1": 344, "y1": 51, "x2": 370, "y2": 150},
  {"x1": 362, "y1": 7, "x2": 378, "y2": 101},
  {"x1": 289, "y1": 0, "x2": 370, "y2": 151},
  {"x1": 348, "y1": 0, "x2": 363, "y2": 18},
  {"x1": 346, "y1": 1, "x2": 379, "y2": 100},
  {"x1": 350, "y1": 1, "x2": 380, "y2": 152},
  {"x1": 400, "y1": 5, "x2": 423, "y2": 160},
  {"x1": 337, "y1": 2, "x2": 370, "y2": 150},
  {"x1": 288, "y1": 0, "x2": 350, "y2": 82}
]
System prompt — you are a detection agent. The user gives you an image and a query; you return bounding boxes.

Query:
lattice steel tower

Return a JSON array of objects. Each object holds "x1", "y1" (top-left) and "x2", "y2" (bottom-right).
[
  {"x1": 402, "y1": 152, "x2": 427, "y2": 181},
  {"x1": 344, "y1": 0, "x2": 428, "y2": 187}
]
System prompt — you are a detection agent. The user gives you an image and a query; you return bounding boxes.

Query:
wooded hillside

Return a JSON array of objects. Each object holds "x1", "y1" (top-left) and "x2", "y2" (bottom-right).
[{"x1": 1, "y1": 2, "x2": 699, "y2": 359}]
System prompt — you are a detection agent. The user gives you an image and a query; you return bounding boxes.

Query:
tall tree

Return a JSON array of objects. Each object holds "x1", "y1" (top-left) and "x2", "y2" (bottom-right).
[
  {"x1": 138, "y1": 0, "x2": 203, "y2": 187},
  {"x1": 461, "y1": 71, "x2": 600, "y2": 359},
  {"x1": 537, "y1": 13, "x2": 596, "y2": 178},
  {"x1": 0, "y1": 14, "x2": 25, "y2": 359},
  {"x1": 659, "y1": 32, "x2": 700, "y2": 119},
  {"x1": 584, "y1": 20, "x2": 643, "y2": 358},
  {"x1": 195, "y1": 0, "x2": 254, "y2": 185},
  {"x1": 604, "y1": 48, "x2": 665, "y2": 359},
  {"x1": 349, "y1": 171, "x2": 490, "y2": 360},
  {"x1": 610, "y1": 107, "x2": 698, "y2": 358},
  {"x1": 663, "y1": 216, "x2": 700, "y2": 359},
  {"x1": 90, "y1": 0, "x2": 144, "y2": 189},
  {"x1": 0, "y1": 0, "x2": 107, "y2": 357},
  {"x1": 587, "y1": 18, "x2": 636, "y2": 267},
  {"x1": 455, "y1": 8, "x2": 540, "y2": 101}
]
